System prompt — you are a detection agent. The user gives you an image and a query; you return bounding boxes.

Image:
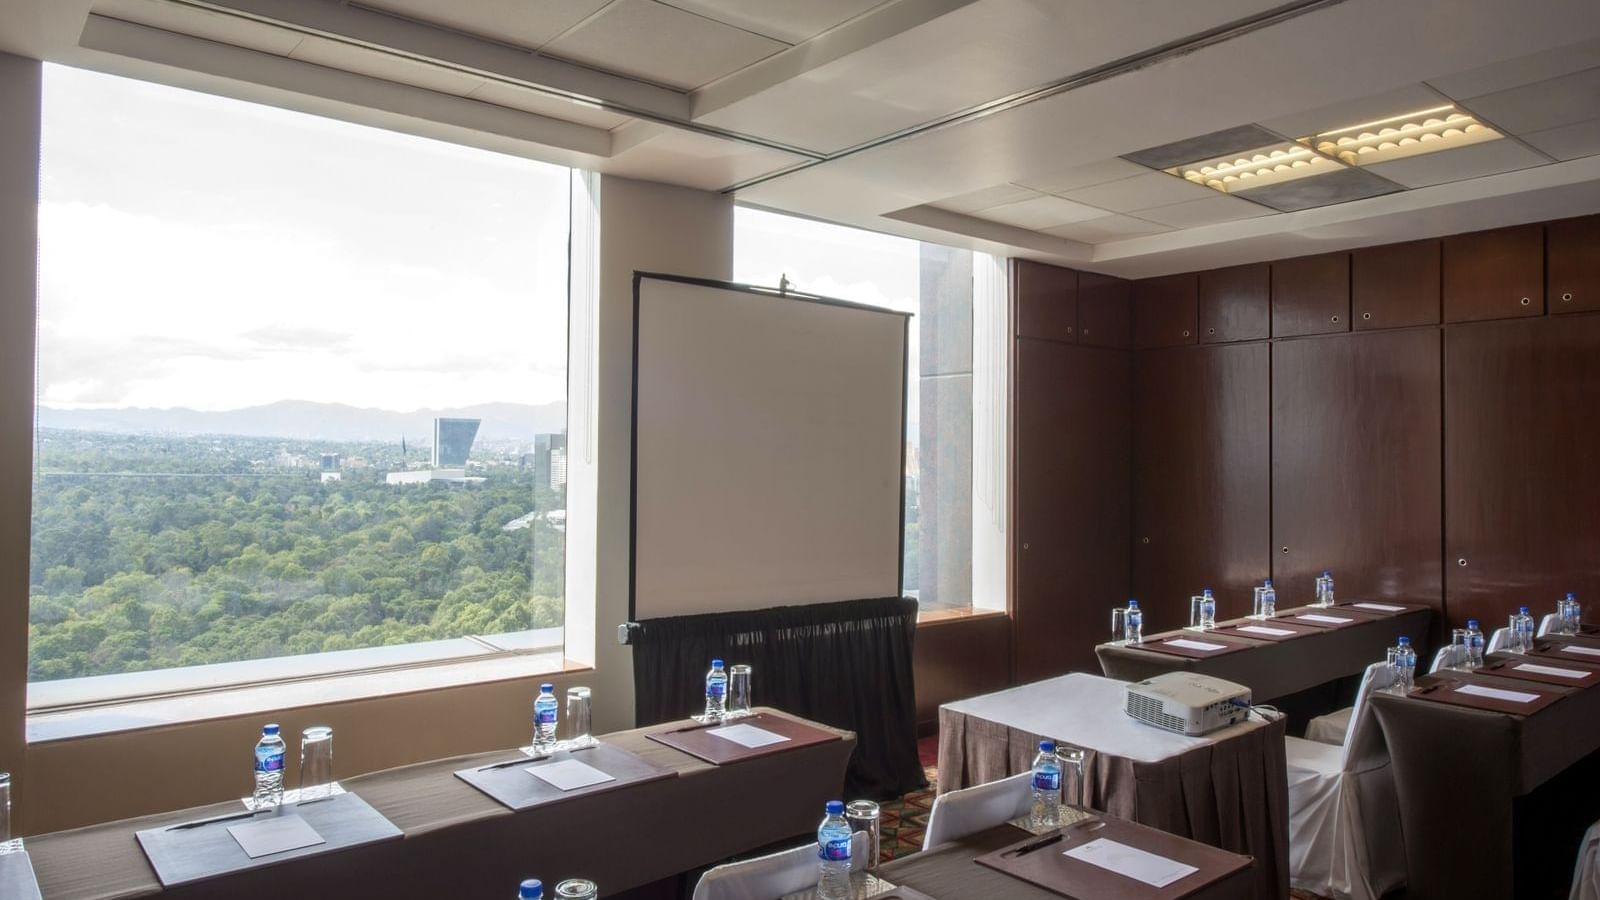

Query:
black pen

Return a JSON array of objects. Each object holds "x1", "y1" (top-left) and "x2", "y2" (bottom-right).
[
  {"x1": 166, "y1": 809, "x2": 265, "y2": 831},
  {"x1": 477, "y1": 756, "x2": 536, "y2": 772},
  {"x1": 1010, "y1": 833, "x2": 1064, "y2": 856}
]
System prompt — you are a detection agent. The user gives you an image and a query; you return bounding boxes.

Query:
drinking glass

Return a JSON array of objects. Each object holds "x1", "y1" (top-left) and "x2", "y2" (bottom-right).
[
  {"x1": 1056, "y1": 744, "x2": 1088, "y2": 810},
  {"x1": 1252, "y1": 586, "x2": 1267, "y2": 620},
  {"x1": 1189, "y1": 595, "x2": 1206, "y2": 630},
  {"x1": 554, "y1": 879, "x2": 599, "y2": 899},
  {"x1": 1448, "y1": 629, "x2": 1468, "y2": 670},
  {"x1": 0, "y1": 772, "x2": 12, "y2": 850},
  {"x1": 299, "y1": 726, "x2": 334, "y2": 804},
  {"x1": 1111, "y1": 607, "x2": 1128, "y2": 646},
  {"x1": 728, "y1": 665, "x2": 753, "y2": 718},
  {"x1": 845, "y1": 800, "x2": 881, "y2": 873},
  {"x1": 564, "y1": 687, "x2": 593, "y2": 746},
  {"x1": 1385, "y1": 647, "x2": 1401, "y2": 693}
]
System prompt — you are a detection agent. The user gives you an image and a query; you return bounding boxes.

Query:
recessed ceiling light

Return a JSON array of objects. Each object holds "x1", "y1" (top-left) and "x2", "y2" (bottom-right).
[
  {"x1": 1307, "y1": 104, "x2": 1502, "y2": 167},
  {"x1": 1166, "y1": 142, "x2": 1341, "y2": 195}
]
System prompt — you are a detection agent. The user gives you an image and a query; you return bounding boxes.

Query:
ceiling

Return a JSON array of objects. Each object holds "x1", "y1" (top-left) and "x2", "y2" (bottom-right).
[{"x1": 2, "y1": 0, "x2": 1599, "y2": 277}]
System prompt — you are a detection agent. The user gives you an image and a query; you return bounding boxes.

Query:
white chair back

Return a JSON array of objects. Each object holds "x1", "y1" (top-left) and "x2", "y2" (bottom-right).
[
  {"x1": 1540, "y1": 613, "x2": 1559, "y2": 638},
  {"x1": 1571, "y1": 821, "x2": 1600, "y2": 900},
  {"x1": 1487, "y1": 626, "x2": 1511, "y2": 654},
  {"x1": 692, "y1": 832, "x2": 869, "y2": 900},
  {"x1": 922, "y1": 771, "x2": 1033, "y2": 850},
  {"x1": 1340, "y1": 661, "x2": 1395, "y2": 772},
  {"x1": 1430, "y1": 644, "x2": 1464, "y2": 673}
]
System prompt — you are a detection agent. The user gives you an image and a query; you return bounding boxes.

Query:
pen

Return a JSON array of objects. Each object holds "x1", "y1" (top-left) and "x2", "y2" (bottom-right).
[
  {"x1": 1009, "y1": 833, "x2": 1064, "y2": 856},
  {"x1": 166, "y1": 809, "x2": 265, "y2": 831}
]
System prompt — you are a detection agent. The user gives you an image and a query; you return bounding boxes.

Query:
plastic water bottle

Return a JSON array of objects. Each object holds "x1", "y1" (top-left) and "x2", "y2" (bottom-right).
[
  {"x1": 1030, "y1": 740, "x2": 1062, "y2": 830},
  {"x1": 1125, "y1": 600, "x2": 1143, "y2": 644},
  {"x1": 1319, "y1": 571, "x2": 1336, "y2": 607},
  {"x1": 1563, "y1": 592, "x2": 1581, "y2": 635},
  {"x1": 252, "y1": 724, "x2": 286, "y2": 810},
  {"x1": 1512, "y1": 606, "x2": 1535, "y2": 653},
  {"x1": 1465, "y1": 619, "x2": 1485, "y2": 669},
  {"x1": 519, "y1": 879, "x2": 543, "y2": 900},
  {"x1": 704, "y1": 659, "x2": 728, "y2": 719},
  {"x1": 1200, "y1": 589, "x2": 1216, "y2": 629},
  {"x1": 1394, "y1": 637, "x2": 1416, "y2": 693},
  {"x1": 1260, "y1": 579, "x2": 1277, "y2": 618},
  {"x1": 533, "y1": 683, "x2": 559, "y2": 751},
  {"x1": 817, "y1": 800, "x2": 852, "y2": 900}
]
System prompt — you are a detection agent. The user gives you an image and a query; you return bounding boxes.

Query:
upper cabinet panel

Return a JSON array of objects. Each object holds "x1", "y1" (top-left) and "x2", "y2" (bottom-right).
[
  {"x1": 1271, "y1": 253, "x2": 1350, "y2": 338},
  {"x1": 1132, "y1": 273, "x2": 1198, "y2": 349},
  {"x1": 1078, "y1": 271, "x2": 1132, "y2": 349},
  {"x1": 1442, "y1": 223, "x2": 1544, "y2": 323},
  {"x1": 1198, "y1": 263, "x2": 1269, "y2": 343},
  {"x1": 1352, "y1": 239, "x2": 1440, "y2": 330},
  {"x1": 1012, "y1": 259, "x2": 1078, "y2": 342},
  {"x1": 1547, "y1": 214, "x2": 1600, "y2": 315}
]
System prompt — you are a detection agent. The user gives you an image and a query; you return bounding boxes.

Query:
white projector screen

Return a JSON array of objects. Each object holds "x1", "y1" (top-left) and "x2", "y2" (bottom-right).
[{"x1": 630, "y1": 273, "x2": 909, "y2": 620}]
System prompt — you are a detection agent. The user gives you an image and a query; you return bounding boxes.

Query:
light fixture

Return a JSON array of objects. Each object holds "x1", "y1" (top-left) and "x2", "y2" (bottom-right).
[
  {"x1": 1166, "y1": 142, "x2": 1341, "y2": 195},
  {"x1": 1306, "y1": 104, "x2": 1501, "y2": 167}
]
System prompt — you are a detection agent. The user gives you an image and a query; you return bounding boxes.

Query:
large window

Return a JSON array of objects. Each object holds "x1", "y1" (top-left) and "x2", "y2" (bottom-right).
[
  {"x1": 29, "y1": 66, "x2": 570, "y2": 694},
  {"x1": 733, "y1": 208, "x2": 978, "y2": 612}
]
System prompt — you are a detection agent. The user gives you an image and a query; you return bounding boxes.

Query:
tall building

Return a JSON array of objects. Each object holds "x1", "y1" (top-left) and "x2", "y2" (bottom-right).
[
  {"x1": 533, "y1": 432, "x2": 567, "y2": 491},
  {"x1": 432, "y1": 417, "x2": 481, "y2": 468}
]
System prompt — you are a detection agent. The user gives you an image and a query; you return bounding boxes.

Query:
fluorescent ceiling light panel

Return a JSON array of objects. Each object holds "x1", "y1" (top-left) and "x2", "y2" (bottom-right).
[
  {"x1": 1167, "y1": 142, "x2": 1339, "y2": 195},
  {"x1": 1309, "y1": 105, "x2": 1502, "y2": 167}
]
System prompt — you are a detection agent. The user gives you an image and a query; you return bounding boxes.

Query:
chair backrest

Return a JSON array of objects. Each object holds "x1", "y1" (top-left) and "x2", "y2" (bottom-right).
[
  {"x1": 1487, "y1": 626, "x2": 1511, "y2": 654},
  {"x1": 922, "y1": 771, "x2": 1033, "y2": 850},
  {"x1": 1539, "y1": 613, "x2": 1559, "y2": 637},
  {"x1": 1341, "y1": 660, "x2": 1396, "y2": 772},
  {"x1": 1430, "y1": 644, "x2": 1464, "y2": 673},
  {"x1": 691, "y1": 831, "x2": 869, "y2": 900}
]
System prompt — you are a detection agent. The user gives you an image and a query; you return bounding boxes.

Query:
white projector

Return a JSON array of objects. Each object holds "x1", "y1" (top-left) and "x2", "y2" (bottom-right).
[{"x1": 1125, "y1": 672, "x2": 1252, "y2": 736}]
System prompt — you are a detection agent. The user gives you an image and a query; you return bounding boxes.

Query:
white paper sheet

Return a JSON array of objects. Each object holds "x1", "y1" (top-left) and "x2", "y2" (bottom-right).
[
  {"x1": 1163, "y1": 639, "x2": 1227, "y2": 652},
  {"x1": 1237, "y1": 625, "x2": 1296, "y2": 637},
  {"x1": 1455, "y1": 684, "x2": 1540, "y2": 704},
  {"x1": 227, "y1": 815, "x2": 325, "y2": 859},
  {"x1": 706, "y1": 723, "x2": 790, "y2": 748},
  {"x1": 1063, "y1": 837, "x2": 1199, "y2": 888},
  {"x1": 1295, "y1": 614, "x2": 1354, "y2": 625},
  {"x1": 1352, "y1": 602, "x2": 1407, "y2": 612},
  {"x1": 1512, "y1": 663, "x2": 1591, "y2": 679},
  {"x1": 525, "y1": 759, "x2": 616, "y2": 792},
  {"x1": 1559, "y1": 645, "x2": 1600, "y2": 658}
]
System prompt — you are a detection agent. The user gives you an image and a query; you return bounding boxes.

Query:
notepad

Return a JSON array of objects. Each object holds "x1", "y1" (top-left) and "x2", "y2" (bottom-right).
[
  {"x1": 1352, "y1": 602, "x2": 1407, "y2": 612},
  {"x1": 1163, "y1": 639, "x2": 1227, "y2": 652},
  {"x1": 526, "y1": 759, "x2": 615, "y2": 792},
  {"x1": 1237, "y1": 625, "x2": 1296, "y2": 637},
  {"x1": 706, "y1": 723, "x2": 790, "y2": 748},
  {"x1": 227, "y1": 815, "x2": 325, "y2": 859},
  {"x1": 1296, "y1": 614, "x2": 1354, "y2": 625},
  {"x1": 1063, "y1": 837, "x2": 1198, "y2": 888},
  {"x1": 1559, "y1": 645, "x2": 1600, "y2": 658},
  {"x1": 1513, "y1": 663, "x2": 1590, "y2": 679},
  {"x1": 1456, "y1": 684, "x2": 1540, "y2": 704}
]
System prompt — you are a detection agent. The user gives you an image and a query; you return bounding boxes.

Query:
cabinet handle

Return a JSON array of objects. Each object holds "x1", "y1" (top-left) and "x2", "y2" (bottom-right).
[
  {"x1": 1181, "y1": 330, "x2": 1191, "y2": 338},
  {"x1": 1563, "y1": 292, "x2": 1574, "y2": 303},
  {"x1": 1207, "y1": 327, "x2": 1216, "y2": 335},
  {"x1": 1141, "y1": 537, "x2": 1150, "y2": 545},
  {"x1": 1520, "y1": 297, "x2": 1531, "y2": 306},
  {"x1": 1330, "y1": 315, "x2": 1340, "y2": 324},
  {"x1": 1457, "y1": 558, "x2": 1468, "y2": 567},
  {"x1": 1362, "y1": 312, "x2": 1372, "y2": 320},
  {"x1": 1082, "y1": 329, "x2": 1091, "y2": 337},
  {"x1": 1281, "y1": 546, "x2": 1289, "y2": 554},
  {"x1": 1066, "y1": 326, "x2": 1074, "y2": 334},
  {"x1": 1023, "y1": 543, "x2": 1030, "y2": 550}
]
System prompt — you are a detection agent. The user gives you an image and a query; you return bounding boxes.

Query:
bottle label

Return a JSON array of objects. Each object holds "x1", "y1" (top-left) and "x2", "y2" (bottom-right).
[
  {"x1": 255, "y1": 753, "x2": 284, "y2": 773},
  {"x1": 707, "y1": 682, "x2": 726, "y2": 698},
  {"x1": 818, "y1": 837, "x2": 851, "y2": 861},
  {"x1": 1033, "y1": 770, "x2": 1061, "y2": 791},
  {"x1": 536, "y1": 707, "x2": 557, "y2": 725}
]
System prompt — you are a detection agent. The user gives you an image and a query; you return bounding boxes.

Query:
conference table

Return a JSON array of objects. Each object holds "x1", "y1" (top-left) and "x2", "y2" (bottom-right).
[
  {"x1": 24, "y1": 708, "x2": 854, "y2": 900},
  {"x1": 936, "y1": 673, "x2": 1287, "y2": 900},
  {"x1": 1370, "y1": 635, "x2": 1600, "y2": 900},
  {"x1": 1095, "y1": 601, "x2": 1433, "y2": 702}
]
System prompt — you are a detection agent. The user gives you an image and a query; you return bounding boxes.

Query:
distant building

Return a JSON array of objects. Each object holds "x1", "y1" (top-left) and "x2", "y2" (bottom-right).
[
  {"x1": 550, "y1": 446, "x2": 568, "y2": 490},
  {"x1": 320, "y1": 471, "x2": 342, "y2": 483},
  {"x1": 433, "y1": 418, "x2": 481, "y2": 468},
  {"x1": 533, "y1": 433, "x2": 568, "y2": 491},
  {"x1": 320, "y1": 452, "x2": 342, "y2": 471}
]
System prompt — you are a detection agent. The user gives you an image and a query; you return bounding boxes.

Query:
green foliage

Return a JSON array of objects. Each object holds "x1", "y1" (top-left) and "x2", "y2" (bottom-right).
[{"x1": 28, "y1": 429, "x2": 565, "y2": 682}]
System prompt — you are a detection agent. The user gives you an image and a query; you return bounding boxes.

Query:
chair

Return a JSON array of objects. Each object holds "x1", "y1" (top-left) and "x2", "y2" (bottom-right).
[
  {"x1": 1430, "y1": 644, "x2": 1465, "y2": 673},
  {"x1": 691, "y1": 831, "x2": 869, "y2": 900},
  {"x1": 1286, "y1": 661, "x2": 1407, "y2": 900},
  {"x1": 1487, "y1": 626, "x2": 1512, "y2": 654},
  {"x1": 1571, "y1": 820, "x2": 1600, "y2": 900},
  {"x1": 921, "y1": 771, "x2": 1033, "y2": 850},
  {"x1": 1541, "y1": 613, "x2": 1560, "y2": 637},
  {"x1": 1304, "y1": 706, "x2": 1351, "y2": 745}
]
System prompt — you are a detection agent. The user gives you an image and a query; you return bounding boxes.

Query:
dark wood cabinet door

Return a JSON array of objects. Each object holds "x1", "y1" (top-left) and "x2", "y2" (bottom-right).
[
  {"x1": 1272, "y1": 330, "x2": 1443, "y2": 617},
  {"x1": 1353, "y1": 239, "x2": 1440, "y2": 330},
  {"x1": 1444, "y1": 316, "x2": 1600, "y2": 631},
  {"x1": 1271, "y1": 253, "x2": 1350, "y2": 337},
  {"x1": 1132, "y1": 274, "x2": 1198, "y2": 349},
  {"x1": 1013, "y1": 339, "x2": 1131, "y2": 680},
  {"x1": 1198, "y1": 263, "x2": 1269, "y2": 343},
  {"x1": 1547, "y1": 214, "x2": 1600, "y2": 314},
  {"x1": 1012, "y1": 259, "x2": 1078, "y2": 342},
  {"x1": 1132, "y1": 344, "x2": 1270, "y2": 628},
  {"x1": 1078, "y1": 271, "x2": 1131, "y2": 349},
  {"x1": 1442, "y1": 224, "x2": 1544, "y2": 322}
]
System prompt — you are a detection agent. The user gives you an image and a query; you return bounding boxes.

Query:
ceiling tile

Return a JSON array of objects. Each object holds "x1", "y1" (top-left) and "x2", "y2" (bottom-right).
[
  {"x1": 1233, "y1": 167, "x2": 1401, "y2": 212},
  {"x1": 466, "y1": 82, "x2": 631, "y2": 130},
  {"x1": 290, "y1": 37, "x2": 487, "y2": 96},
  {"x1": 1122, "y1": 124, "x2": 1287, "y2": 170},
  {"x1": 356, "y1": 0, "x2": 612, "y2": 51},
  {"x1": 1058, "y1": 172, "x2": 1215, "y2": 212},
  {"x1": 606, "y1": 126, "x2": 806, "y2": 190},
  {"x1": 1521, "y1": 117, "x2": 1600, "y2": 161},
  {"x1": 1429, "y1": 37, "x2": 1600, "y2": 100},
  {"x1": 96, "y1": 0, "x2": 306, "y2": 55},
  {"x1": 973, "y1": 195, "x2": 1107, "y2": 230},
  {"x1": 655, "y1": 0, "x2": 885, "y2": 44},
  {"x1": 544, "y1": 0, "x2": 787, "y2": 91},
  {"x1": 1134, "y1": 194, "x2": 1274, "y2": 228},
  {"x1": 1041, "y1": 215, "x2": 1171, "y2": 243},
  {"x1": 931, "y1": 183, "x2": 1042, "y2": 213},
  {"x1": 1013, "y1": 159, "x2": 1148, "y2": 195},
  {"x1": 1364, "y1": 139, "x2": 1548, "y2": 188},
  {"x1": 1460, "y1": 67, "x2": 1600, "y2": 136},
  {"x1": 1259, "y1": 84, "x2": 1448, "y2": 141}
]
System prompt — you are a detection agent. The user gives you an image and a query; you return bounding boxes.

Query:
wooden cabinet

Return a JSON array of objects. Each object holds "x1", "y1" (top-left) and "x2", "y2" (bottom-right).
[
  {"x1": 1132, "y1": 274, "x2": 1198, "y2": 349},
  {"x1": 1547, "y1": 214, "x2": 1600, "y2": 314},
  {"x1": 1444, "y1": 316, "x2": 1600, "y2": 630},
  {"x1": 1132, "y1": 344, "x2": 1270, "y2": 627},
  {"x1": 1198, "y1": 263, "x2": 1269, "y2": 343},
  {"x1": 1353, "y1": 240, "x2": 1440, "y2": 330},
  {"x1": 1272, "y1": 330, "x2": 1442, "y2": 614},
  {"x1": 1271, "y1": 253, "x2": 1350, "y2": 337},
  {"x1": 1013, "y1": 339, "x2": 1131, "y2": 680},
  {"x1": 1443, "y1": 223, "x2": 1544, "y2": 322},
  {"x1": 1012, "y1": 259, "x2": 1078, "y2": 342},
  {"x1": 1078, "y1": 271, "x2": 1131, "y2": 349}
]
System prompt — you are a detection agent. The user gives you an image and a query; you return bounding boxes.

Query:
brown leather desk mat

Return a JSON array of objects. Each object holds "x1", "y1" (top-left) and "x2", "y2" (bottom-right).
[
  {"x1": 1274, "y1": 607, "x2": 1373, "y2": 629},
  {"x1": 1128, "y1": 632, "x2": 1258, "y2": 660},
  {"x1": 975, "y1": 814, "x2": 1252, "y2": 900},
  {"x1": 1477, "y1": 654, "x2": 1600, "y2": 688},
  {"x1": 1208, "y1": 619, "x2": 1323, "y2": 642},
  {"x1": 644, "y1": 712, "x2": 842, "y2": 765},
  {"x1": 1407, "y1": 670, "x2": 1570, "y2": 716},
  {"x1": 1334, "y1": 601, "x2": 1428, "y2": 617},
  {"x1": 454, "y1": 742, "x2": 677, "y2": 811}
]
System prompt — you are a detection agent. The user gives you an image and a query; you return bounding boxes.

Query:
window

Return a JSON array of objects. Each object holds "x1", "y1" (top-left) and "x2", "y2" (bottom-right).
[
  {"x1": 733, "y1": 207, "x2": 982, "y2": 613},
  {"x1": 29, "y1": 66, "x2": 571, "y2": 698}
]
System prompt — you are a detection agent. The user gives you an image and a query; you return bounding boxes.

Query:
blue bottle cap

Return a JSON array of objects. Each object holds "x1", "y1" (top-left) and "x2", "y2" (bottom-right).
[
  {"x1": 711, "y1": 658, "x2": 724, "y2": 668},
  {"x1": 1468, "y1": 619, "x2": 1480, "y2": 628},
  {"x1": 1039, "y1": 740, "x2": 1056, "y2": 753},
  {"x1": 539, "y1": 683, "x2": 554, "y2": 693},
  {"x1": 826, "y1": 800, "x2": 845, "y2": 815},
  {"x1": 1568, "y1": 592, "x2": 1578, "y2": 601},
  {"x1": 1264, "y1": 579, "x2": 1273, "y2": 588},
  {"x1": 1323, "y1": 570, "x2": 1331, "y2": 577},
  {"x1": 262, "y1": 724, "x2": 280, "y2": 736},
  {"x1": 1398, "y1": 636, "x2": 1410, "y2": 645},
  {"x1": 1126, "y1": 600, "x2": 1138, "y2": 609},
  {"x1": 520, "y1": 879, "x2": 543, "y2": 899},
  {"x1": 1519, "y1": 606, "x2": 1530, "y2": 614},
  {"x1": 1203, "y1": 588, "x2": 1213, "y2": 597}
]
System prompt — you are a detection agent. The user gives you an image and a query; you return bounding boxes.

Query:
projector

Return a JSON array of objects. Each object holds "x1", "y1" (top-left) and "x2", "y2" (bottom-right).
[{"x1": 1125, "y1": 672, "x2": 1252, "y2": 736}]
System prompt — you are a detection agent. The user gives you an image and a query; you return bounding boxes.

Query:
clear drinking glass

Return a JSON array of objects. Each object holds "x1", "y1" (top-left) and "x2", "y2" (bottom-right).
[
  {"x1": 1111, "y1": 607, "x2": 1128, "y2": 646},
  {"x1": 1449, "y1": 629, "x2": 1468, "y2": 670},
  {"x1": 0, "y1": 771, "x2": 11, "y2": 848},
  {"x1": 1056, "y1": 744, "x2": 1088, "y2": 810},
  {"x1": 728, "y1": 665, "x2": 752, "y2": 718},
  {"x1": 565, "y1": 687, "x2": 593, "y2": 746},
  {"x1": 1252, "y1": 586, "x2": 1266, "y2": 620},
  {"x1": 1386, "y1": 646, "x2": 1401, "y2": 692},
  {"x1": 845, "y1": 800, "x2": 881, "y2": 873},
  {"x1": 554, "y1": 879, "x2": 599, "y2": 899},
  {"x1": 299, "y1": 726, "x2": 334, "y2": 804},
  {"x1": 1189, "y1": 595, "x2": 1206, "y2": 630}
]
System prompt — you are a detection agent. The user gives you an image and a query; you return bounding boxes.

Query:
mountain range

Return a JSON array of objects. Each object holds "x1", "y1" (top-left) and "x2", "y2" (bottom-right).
[{"x1": 38, "y1": 400, "x2": 568, "y2": 443}]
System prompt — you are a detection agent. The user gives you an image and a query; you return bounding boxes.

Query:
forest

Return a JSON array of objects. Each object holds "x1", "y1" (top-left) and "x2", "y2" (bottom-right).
[{"x1": 28, "y1": 428, "x2": 566, "y2": 682}]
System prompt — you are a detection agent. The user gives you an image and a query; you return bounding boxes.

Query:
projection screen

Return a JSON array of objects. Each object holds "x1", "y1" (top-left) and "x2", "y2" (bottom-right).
[{"x1": 630, "y1": 273, "x2": 910, "y2": 620}]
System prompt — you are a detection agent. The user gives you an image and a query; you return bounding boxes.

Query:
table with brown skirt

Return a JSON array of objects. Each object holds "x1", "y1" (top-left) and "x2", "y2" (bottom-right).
[
  {"x1": 936, "y1": 673, "x2": 1288, "y2": 900},
  {"x1": 25, "y1": 708, "x2": 854, "y2": 900}
]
